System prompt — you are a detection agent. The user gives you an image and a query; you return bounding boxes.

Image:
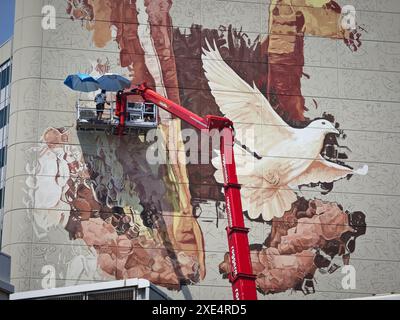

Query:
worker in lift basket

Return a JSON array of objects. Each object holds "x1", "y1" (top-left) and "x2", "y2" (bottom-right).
[{"x1": 94, "y1": 89, "x2": 110, "y2": 121}]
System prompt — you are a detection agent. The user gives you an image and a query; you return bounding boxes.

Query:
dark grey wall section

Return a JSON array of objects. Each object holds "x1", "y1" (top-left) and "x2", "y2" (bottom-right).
[{"x1": 0, "y1": 252, "x2": 14, "y2": 300}]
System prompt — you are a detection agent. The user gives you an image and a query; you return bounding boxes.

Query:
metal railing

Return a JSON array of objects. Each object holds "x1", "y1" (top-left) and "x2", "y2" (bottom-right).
[
  {"x1": 10, "y1": 279, "x2": 171, "y2": 300},
  {"x1": 125, "y1": 102, "x2": 158, "y2": 127},
  {"x1": 76, "y1": 99, "x2": 115, "y2": 123},
  {"x1": 76, "y1": 99, "x2": 158, "y2": 129}
]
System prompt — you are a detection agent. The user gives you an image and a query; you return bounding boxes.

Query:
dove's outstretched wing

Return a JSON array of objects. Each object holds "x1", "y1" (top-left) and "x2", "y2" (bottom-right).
[
  {"x1": 203, "y1": 41, "x2": 300, "y2": 221},
  {"x1": 202, "y1": 39, "x2": 293, "y2": 155},
  {"x1": 289, "y1": 156, "x2": 369, "y2": 188}
]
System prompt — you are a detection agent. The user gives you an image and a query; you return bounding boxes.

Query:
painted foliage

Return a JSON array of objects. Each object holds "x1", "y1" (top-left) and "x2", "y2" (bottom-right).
[{"x1": 24, "y1": 0, "x2": 370, "y2": 296}]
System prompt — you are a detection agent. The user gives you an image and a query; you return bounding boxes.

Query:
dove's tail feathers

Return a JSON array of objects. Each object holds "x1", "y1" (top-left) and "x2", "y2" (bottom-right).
[
  {"x1": 261, "y1": 187, "x2": 297, "y2": 221},
  {"x1": 246, "y1": 187, "x2": 297, "y2": 222},
  {"x1": 354, "y1": 164, "x2": 368, "y2": 176}
]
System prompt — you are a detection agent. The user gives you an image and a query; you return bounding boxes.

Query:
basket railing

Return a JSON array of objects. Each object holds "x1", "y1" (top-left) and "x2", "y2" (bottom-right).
[
  {"x1": 76, "y1": 99, "x2": 115, "y2": 122},
  {"x1": 75, "y1": 99, "x2": 158, "y2": 128}
]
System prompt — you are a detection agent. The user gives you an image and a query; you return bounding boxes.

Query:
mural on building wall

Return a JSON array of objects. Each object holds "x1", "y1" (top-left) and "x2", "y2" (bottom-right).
[
  {"x1": 25, "y1": 128, "x2": 203, "y2": 288},
  {"x1": 24, "y1": 0, "x2": 369, "y2": 295}
]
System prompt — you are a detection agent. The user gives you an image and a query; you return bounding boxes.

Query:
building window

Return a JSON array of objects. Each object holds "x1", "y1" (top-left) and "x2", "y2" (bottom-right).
[
  {"x1": 0, "y1": 188, "x2": 3, "y2": 210},
  {"x1": 0, "y1": 147, "x2": 6, "y2": 168},
  {"x1": 0, "y1": 65, "x2": 11, "y2": 90},
  {"x1": 0, "y1": 105, "x2": 8, "y2": 128}
]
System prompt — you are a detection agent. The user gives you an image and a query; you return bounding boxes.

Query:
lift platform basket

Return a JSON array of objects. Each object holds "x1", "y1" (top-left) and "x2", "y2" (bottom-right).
[{"x1": 76, "y1": 99, "x2": 158, "y2": 135}]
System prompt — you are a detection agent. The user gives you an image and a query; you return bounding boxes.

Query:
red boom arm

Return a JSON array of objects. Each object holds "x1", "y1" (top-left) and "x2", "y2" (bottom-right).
[{"x1": 130, "y1": 83, "x2": 257, "y2": 300}]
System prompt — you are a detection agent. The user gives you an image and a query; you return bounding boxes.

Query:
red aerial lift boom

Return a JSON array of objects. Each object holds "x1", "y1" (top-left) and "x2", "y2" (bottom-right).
[{"x1": 119, "y1": 83, "x2": 257, "y2": 300}]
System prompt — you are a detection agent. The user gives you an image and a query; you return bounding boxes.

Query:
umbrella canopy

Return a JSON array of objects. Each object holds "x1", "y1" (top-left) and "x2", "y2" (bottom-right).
[
  {"x1": 97, "y1": 74, "x2": 131, "y2": 91},
  {"x1": 64, "y1": 73, "x2": 100, "y2": 92}
]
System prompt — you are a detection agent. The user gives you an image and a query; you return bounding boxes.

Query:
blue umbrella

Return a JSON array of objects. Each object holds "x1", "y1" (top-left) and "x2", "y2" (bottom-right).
[
  {"x1": 64, "y1": 73, "x2": 100, "y2": 92},
  {"x1": 97, "y1": 74, "x2": 131, "y2": 92}
]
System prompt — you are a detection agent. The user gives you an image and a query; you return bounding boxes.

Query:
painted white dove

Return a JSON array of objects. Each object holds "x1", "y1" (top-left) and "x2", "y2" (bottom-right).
[{"x1": 202, "y1": 41, "x2": 368, "y2": 221}]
